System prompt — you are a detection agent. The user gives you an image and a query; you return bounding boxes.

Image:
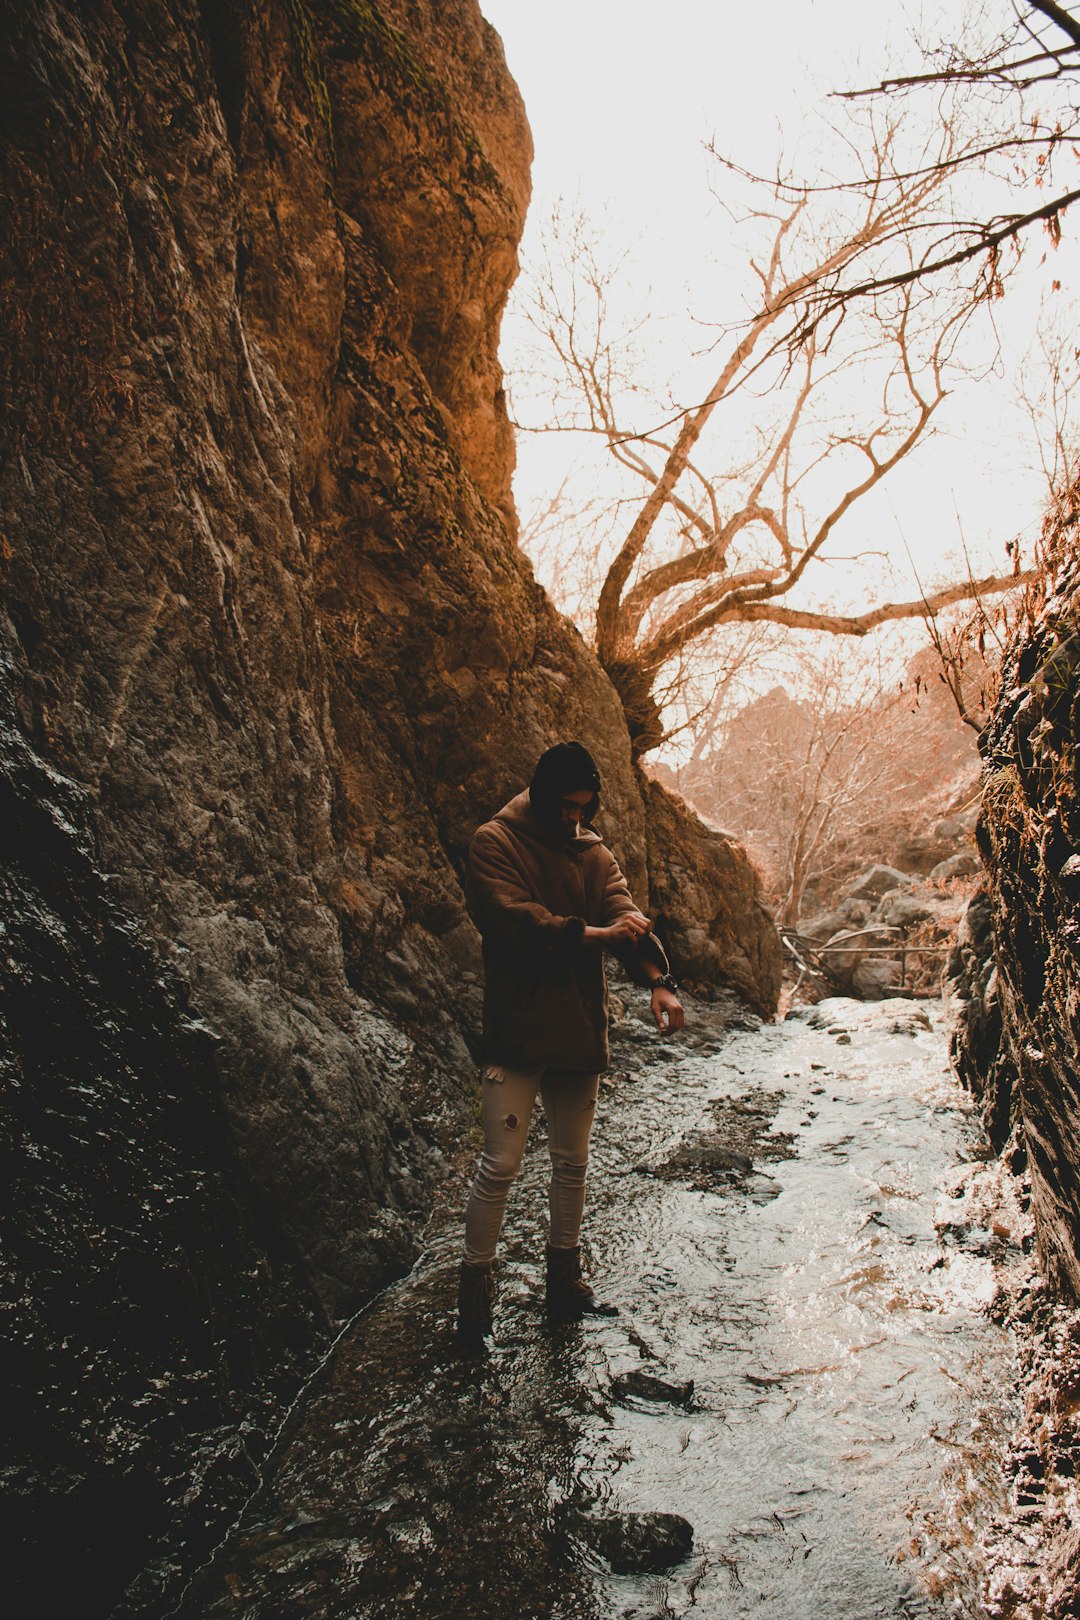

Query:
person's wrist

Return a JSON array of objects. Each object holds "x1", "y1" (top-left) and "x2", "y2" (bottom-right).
[{"x1": 650, "y1": 973, "x2": 679, "y2": 993}]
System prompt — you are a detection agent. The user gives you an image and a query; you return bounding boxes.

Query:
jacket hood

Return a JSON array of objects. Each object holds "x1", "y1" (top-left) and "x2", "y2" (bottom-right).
[{"x1": 494, "y1": 790, "x2": 603, "y2": 854}]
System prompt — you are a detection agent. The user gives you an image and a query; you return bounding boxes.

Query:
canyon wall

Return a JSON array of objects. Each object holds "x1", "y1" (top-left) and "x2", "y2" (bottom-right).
[
  {"x1": 951, "y1": 489, "x2": 1080, "y2": 1298},
  {"x1": 0, "y1": 0, "x2": 781, "y2": 1611}
]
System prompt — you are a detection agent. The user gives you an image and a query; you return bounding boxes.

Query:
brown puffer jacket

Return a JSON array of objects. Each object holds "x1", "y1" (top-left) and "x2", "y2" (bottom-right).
[{"x1": 465, "y1": 791, "x2": 669, "y2": 1072}]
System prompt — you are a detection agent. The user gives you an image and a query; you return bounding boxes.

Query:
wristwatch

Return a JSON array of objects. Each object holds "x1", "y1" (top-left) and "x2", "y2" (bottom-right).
[{"x1": 651, "y1": 973, "x2": 679, "y2": 993}]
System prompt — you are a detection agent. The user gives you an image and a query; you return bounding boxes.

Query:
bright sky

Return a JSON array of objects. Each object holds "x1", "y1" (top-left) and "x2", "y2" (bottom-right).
[{"x1": 478, "y1": 0, "x2": 1079, "y2": 717}]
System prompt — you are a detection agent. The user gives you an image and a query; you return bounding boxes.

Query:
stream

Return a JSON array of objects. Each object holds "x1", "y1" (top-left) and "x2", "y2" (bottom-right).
[{"x1": 176, "y1": 995, "x2": 1030, "y2": 1620}]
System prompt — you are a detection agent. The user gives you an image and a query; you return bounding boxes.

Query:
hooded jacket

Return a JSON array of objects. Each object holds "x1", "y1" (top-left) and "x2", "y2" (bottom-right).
[{"x1": 465, "y1": 791, "x2": 669, "y2": 1072}]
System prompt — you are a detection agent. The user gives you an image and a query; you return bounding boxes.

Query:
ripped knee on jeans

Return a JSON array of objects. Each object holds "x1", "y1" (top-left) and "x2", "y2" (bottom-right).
[{"x1": 483, "y1": 1073, "x2": 518, "y2": 1130}]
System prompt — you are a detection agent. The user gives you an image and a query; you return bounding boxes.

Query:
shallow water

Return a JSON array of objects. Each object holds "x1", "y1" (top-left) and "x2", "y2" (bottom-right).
[{"x1": 180, "y1": 998, "x2": 1025, "y2": 1620}]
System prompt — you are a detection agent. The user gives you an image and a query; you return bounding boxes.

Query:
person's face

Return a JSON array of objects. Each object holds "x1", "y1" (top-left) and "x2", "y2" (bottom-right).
[{"x1": 560, "y1": 788, "x2": 595, "y2": 839}]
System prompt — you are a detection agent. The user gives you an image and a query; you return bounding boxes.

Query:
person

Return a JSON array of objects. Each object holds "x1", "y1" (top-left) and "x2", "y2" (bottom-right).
[{"x1": 457, "y1": 740, "x2": 684, "y2": 1351}]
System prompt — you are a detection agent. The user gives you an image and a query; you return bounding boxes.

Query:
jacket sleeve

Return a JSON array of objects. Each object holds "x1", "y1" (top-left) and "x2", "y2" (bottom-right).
[
  {"x1": 466, "y1": 826, "x2": 586, "y2": 958},
  {"x1": 600, "y1": 854, "x2": 670, "y2": 986}
]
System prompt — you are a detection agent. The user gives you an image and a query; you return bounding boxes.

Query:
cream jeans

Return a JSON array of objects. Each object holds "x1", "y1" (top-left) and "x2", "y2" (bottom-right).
[{"x1": 462, "y1": 1063, "x2": 601, "y2": 1266}]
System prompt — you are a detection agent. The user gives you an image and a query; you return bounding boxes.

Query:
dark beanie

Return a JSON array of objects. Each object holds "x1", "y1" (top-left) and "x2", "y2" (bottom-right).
[{"x1": 529, "y1": 741, "x2": 601, "y2": 824}]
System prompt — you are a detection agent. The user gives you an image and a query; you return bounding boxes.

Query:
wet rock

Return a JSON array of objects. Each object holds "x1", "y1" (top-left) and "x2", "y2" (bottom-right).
[
  {"x1": 641, "y1": 1089, "x2": 798, "y2": 1191},
  {"x1": 975, "y1": 1286, "x2": 1080, "y2": 1617},
  {"x1": 601, "y1": 1069, "x2": 640, "y2": 1089},
  {"x1": 727, "y1": 1009, "x2": 767, "y2": 1032},
  {"x1": 807, "y1": 998, "x2": 931, "y2": 1037},
  {"x1": 936, "y1": 1219, "x2": 996, "y2": 1256},
  {"x1": 611, "y1": 1369, "x2": 695, "y2": 1407},
  {"x1": 569, "y1": 1509, "x2": 694, "y2": 1574},
  {"x1": 653, "y1": 1132, "x2": 754, "y2": 1179},
  {"x1": 164, "y1": 988, "x2": 1035, "y2": 1620}
]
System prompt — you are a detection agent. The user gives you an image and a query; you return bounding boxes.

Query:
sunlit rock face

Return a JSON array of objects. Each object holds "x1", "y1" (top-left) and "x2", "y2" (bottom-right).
[
  {"x1": 1, "y1": 0, "x2": 778, "y2": 1606},
  {"x1": 965, "y1": 514, "x2": 1080, "y2": 1298}
]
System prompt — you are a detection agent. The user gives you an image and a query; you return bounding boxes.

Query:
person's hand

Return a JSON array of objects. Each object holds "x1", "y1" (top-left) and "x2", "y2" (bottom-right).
[
  {"x1": 650, "y1": 986, "x2": 685, "y2": 1033},
  {"x1": 603, "y1": 911, "x2": 652, "y2": 946}
]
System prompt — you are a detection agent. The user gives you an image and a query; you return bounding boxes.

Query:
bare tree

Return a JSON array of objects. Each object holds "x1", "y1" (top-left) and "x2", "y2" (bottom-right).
[
  {"x1": 820, "y1": 0, "x2": 1080, "y2": 313},
  {"x1": 516, "y1": 118, "x2": 1031, "y2": 755}
]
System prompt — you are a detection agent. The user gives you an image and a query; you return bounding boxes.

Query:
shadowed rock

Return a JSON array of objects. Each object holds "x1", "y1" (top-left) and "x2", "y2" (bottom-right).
[
  {"x1": 611, "y1": 1369, "x2": 696, "y2": 1407},
  {"x1": 569, "y1": 1509, "x2": 695, "y2": 1575},
  {"x1": 961, "y1": 540, "x2": 1080, "y2": 1315}
]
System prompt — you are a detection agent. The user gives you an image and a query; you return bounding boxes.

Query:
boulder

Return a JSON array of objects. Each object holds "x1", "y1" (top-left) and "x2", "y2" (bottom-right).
[
  {"x1": 894, "y1": 814, "x2": 970, "y2": 871},
  {"x1": 878, "y1": 891, "x2": 937, "y2": 929},
  {"x1": 930, "y1": 850, "x2": 981, "y2": 882},
  {"x1": 570, "y1": 1510, "x2": 695, "y2": 1574},
  {"x1": 852, "y1": 954, "x2": 903, "y2": 999},
  {"x1": 611, "y1": 1370, "x2": 695, "y2": 1407},
  {"x1": 798, "y1": 908, "x2": 850, "y2": 943},
  {"x1": 848, "y1": 864, "x2": 917, "y2": 901},
  {"x1": 807, "y1": 997, "x2": 930, "y2": 1035},
  {"x1": 841, "y1": 897, "x2": 875, "y2": 925},
  {"x1": 819, "y1": 927, "x2": 902, "y2": 1000},
  {"x1": 799, "y1": 896, "x2": 872, "y2": 940},
  {"x1": 933, "y1": 814, "x2": 970, "y2": 842}
]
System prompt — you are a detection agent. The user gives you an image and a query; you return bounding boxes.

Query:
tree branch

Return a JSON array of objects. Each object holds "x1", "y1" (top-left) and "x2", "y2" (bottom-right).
[
  {"x1": 1029, "y1": 0, "x2": 1080, "y2": 51},
  {"x1": 642, "y1": 569, "x2": 1035, "y2": 670}
]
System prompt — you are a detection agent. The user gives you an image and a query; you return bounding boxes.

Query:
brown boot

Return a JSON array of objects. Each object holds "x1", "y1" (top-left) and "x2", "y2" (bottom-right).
[
  {"x1": 456, "y1": 1261, "x2": 495, "y2": 1353},
  {"x1": 546, "y1": 1244, "x2": 618, "y2": 1320}
]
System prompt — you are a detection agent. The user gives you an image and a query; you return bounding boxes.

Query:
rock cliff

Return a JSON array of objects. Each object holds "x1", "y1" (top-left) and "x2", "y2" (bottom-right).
[
  {"x1": 0, "y1": 1, "x2": 780, "y2": 1609},
  {"x1": 951, "y1": 487, "x2": 1080, "y2": 1299}
]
